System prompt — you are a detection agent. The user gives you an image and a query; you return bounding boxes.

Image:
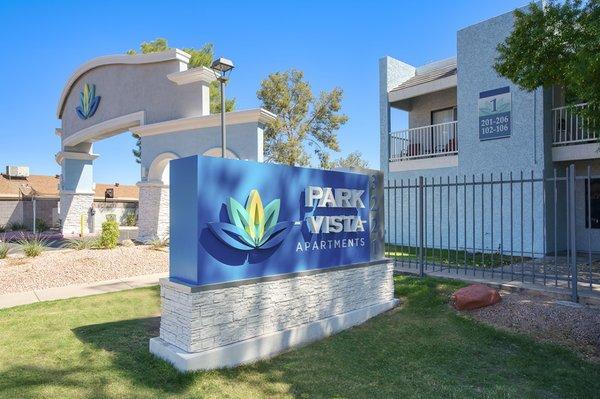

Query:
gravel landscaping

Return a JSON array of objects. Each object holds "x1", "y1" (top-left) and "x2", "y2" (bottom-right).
[
  {"x1": 465, "y1": 290, "x2": 600, "y2": 362},
  {"x1": 0, "y1": 245, "x2": 168, "y2": 295}
]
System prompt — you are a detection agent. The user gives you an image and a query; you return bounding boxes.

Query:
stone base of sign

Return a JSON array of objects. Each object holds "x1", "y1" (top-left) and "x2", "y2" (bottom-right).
[{"x1": 150, "y1": 259, "x2": 396, "y2": 372}]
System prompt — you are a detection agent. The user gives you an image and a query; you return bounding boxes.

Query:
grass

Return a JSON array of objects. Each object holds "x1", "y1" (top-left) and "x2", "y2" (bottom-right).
[
  {"x1": 0, "y1": 277, "x2": 598, "y2": 398},
  {"x1": 17, "y1": 236, "x2": 48, "y2": 257},
  {"x1": 7, "y1": 222, "x2": 28, "y2": 232},
  {"x1": 148, "y1": 235, "x2": 169, "y2": 250},
  {"x1": 386, "y1": 243, "x2": 531, "y2": 269},
  {"x1": 0, "y1": 241, "x2": 8, "y2": 259},
  {"x1": 122, "y1": 211, "x2": 137, "y2": 227},
  {"x1": 62, "y1": 236, "x2": 99, "y2": 250}
]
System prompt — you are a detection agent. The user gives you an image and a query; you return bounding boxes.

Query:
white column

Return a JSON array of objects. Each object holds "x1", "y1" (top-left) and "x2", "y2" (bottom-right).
[
  {"x1": 59, "y1": 192, "x2": 94, "y2": 236},
  {"x1": 137, "y1": 181, "x2": 170, "y2": 242},
  {"x1": 57, "y1": 150, "x2": 98, "y2": 236}
]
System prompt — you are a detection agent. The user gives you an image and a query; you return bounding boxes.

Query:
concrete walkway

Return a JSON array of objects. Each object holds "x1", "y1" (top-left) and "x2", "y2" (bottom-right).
[{"x1": 0, "y1": 272, "x2": 168, "y2": 310}]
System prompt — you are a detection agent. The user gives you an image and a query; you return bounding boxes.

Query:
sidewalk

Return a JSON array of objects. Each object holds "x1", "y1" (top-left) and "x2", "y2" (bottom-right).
[{"x1": 0, "y1": 272, "x2": 168, "y2": 310}]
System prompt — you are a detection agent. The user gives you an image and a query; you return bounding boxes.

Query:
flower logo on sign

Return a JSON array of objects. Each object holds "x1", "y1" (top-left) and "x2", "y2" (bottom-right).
[
  {"x1": 208, "y1": 190, "x2": 293, "y2": 250},
  {"x1": 76, "y1": 83, "x2": 101, "y2": 120}
]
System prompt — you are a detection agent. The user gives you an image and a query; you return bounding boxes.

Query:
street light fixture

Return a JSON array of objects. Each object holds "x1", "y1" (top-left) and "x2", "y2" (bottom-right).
[{"x1": 211, "y1": 57, "x2": 235, "y2": 158}]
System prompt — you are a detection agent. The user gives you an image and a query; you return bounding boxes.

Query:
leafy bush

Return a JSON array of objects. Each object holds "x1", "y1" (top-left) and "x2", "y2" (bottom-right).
[
  {"x1": 105, "y1": 214, "x2": 117, "y2": 222},
  {"x1": 8, "y1": 222, "x2": 28, "y2": 231},
  {"x1": 18, "y1": 236, "x2": 48, "y2": 257},
  {"x1": 122, "y1": 211, "x2": 137, "y2": 227},
  {"x1": 35, "y1": 218, "x2": 50, "y2": 232},
  {"x1": 100, "y1": 220, "x2": 120, "y2": 249},
  {"x1": 148, "y1": 235, "x2": 169, "y2": 250},
  {"x1": 63, "y1": 237, "x2": 99, "y2": 250},
  {"x1": 0, "y1": 241, "x2": 9, "y2": 259}
]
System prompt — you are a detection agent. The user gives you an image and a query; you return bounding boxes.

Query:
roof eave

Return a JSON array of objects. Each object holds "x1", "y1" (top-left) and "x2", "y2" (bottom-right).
[{"x1": 388, "y1": 74, "x2": 457, "y2": 104}]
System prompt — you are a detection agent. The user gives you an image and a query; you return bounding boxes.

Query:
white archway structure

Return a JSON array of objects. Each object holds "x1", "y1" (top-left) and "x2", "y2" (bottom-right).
[
  {"x1": 202, "y1": 147, "x2": 239, "y2": 159},
  {"x1": 55, "y1": 49, "x2": 276, "y2": 240},
  {"x1": 147, "y1": 151, "x2": 179, "y2": 185}
]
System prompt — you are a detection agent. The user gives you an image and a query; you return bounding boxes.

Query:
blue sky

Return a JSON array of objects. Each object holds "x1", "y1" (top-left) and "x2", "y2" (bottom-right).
[{"x1": 0, "y1": 0, "x2": 526, "y2": 185}]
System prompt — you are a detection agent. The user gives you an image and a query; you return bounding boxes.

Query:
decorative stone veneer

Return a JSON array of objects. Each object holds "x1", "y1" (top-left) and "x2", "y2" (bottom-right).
[
  {"x1": 137, "y1": 184, "x2": 169, "y2": 242},
  {"x1": 59, "y1": 193, "x2": 94, "y2": 235},
  {"x1": 159, "y1": 261, "x2": 395, "y2": 353}
]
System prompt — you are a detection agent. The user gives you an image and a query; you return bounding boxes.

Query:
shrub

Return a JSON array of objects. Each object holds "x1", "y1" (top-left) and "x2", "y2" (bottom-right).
[
  {"x1": 100, "y1": 220, "x2": 120, "y2": 249},
  {"x1": 8, "y1": 222, "x2": 28, "y2": 231},
  {"x1": 63, "y1": 237, "x2": 99, "y2": 250},
  {"x1": 123, "y1": 211, "x2": 137, "y2": 227},
  {"x1": 105, "y1": 214, "x2": 117, "y2": 222},
  {"x1": 0, "y1": 241, "x2": 9, "y2": 259},
  {"x1": 148, "y1": 235, "x2": 169, "y2": 250},
  {"x1": 35, "y1": 218, "x2": 49, "y2": 232},
  {"x1": 18, "y1": 236, "x2": 48, "y2": 257}
]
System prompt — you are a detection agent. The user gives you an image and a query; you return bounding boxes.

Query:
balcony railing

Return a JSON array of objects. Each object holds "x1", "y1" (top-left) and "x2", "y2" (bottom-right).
[
  {"x1": 389, "y1": 121, "x2": 458, "y2": 162},
  {"x1": 552, "y1": 103, "x2": 597, "y2": 145}
]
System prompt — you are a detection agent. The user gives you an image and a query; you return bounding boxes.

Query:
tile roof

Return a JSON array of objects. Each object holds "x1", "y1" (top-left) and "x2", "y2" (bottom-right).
[
  {"x1": 0, "y1": 174, "x2": 138, "y2": 201},
  {"x1": 390, "y1": 60, "x2": 457, "y2": 93},
  {"x1": 94, "y1": 183, "x2": 139, "y2": 201}
]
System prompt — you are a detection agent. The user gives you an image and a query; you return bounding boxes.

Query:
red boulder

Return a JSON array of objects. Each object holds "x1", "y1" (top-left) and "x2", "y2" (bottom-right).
[{"x1": 451, "y1": 284, "x2": 501, "y2": 310}]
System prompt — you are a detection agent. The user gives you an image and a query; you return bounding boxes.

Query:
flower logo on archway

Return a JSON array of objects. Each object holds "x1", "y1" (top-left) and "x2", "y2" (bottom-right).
[
  {"x1": 208, "y1": 190, "x2": 293, "y2": 250},
  {"x1": 76, "y1": 83, "x2": 101, "y2": 120}
]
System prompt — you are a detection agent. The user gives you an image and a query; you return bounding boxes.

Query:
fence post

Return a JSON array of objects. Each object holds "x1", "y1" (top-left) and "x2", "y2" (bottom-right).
[
  {"x1": 568, "y1": 164, "x2": 578, "y2": 303},
  {"x1": 418, "y1": 176, "x2": 424, "y2": 277}
]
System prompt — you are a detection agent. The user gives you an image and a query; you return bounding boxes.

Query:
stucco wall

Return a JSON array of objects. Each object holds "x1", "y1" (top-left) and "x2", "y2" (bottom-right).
[
  {"x1": 408, "y1": 87, "x2": 457, "y2": 129},
  {"x1": 0, "y1": 199, "x2": 58, "y2": 230},
  {"x1": 379, "y1": 57, "x2": 415, "y2": 177},
  {"x1": 140, "y1": 122, "x2": 264, "y2": 174},
  {"x1": 61, "y1": 59, "x2": 205, "y2": 140},
  {"x1": 22, "y1": 199, "x2": 58, "y2": 229},
  {"x1": 62, "y1": 158, "x2": 94, "y2": 192},
  {"x1": 0, "y1": 200, "x2": 23, "y2": 228},
  {"x1": 456, "y1": 9, "x2": 549, "y2": 177},
  {"x1": 383, "y1": 9, "x2": 552, "y2": 256}
]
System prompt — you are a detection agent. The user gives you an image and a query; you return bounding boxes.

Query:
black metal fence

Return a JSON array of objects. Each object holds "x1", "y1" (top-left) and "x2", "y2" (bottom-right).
[{"x1": 384, "y1": 164, "x2": 600, "y2": 302}]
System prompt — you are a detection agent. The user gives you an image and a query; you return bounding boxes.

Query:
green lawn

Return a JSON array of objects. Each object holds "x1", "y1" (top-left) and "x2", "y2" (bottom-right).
[
  {"x1": 386, "y1": 244, "x2": 530, "y2": 269},
  {"x1": 0, "y1": 277, "x2": 598, "y2": 398}
]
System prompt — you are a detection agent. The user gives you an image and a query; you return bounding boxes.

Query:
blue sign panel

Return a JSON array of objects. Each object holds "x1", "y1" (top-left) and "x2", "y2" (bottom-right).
[
  {"x1": 170, "y1": 156, "x2": 370, "y2": 286},
  {"x1": 478, "y1": 86, "x2": 511, "y2": 140}
]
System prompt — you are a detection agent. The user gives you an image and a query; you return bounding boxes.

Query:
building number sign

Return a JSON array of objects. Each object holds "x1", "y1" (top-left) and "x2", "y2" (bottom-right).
[{"x1": 478, "y1": 86, "x2": 511, "y2": 140}]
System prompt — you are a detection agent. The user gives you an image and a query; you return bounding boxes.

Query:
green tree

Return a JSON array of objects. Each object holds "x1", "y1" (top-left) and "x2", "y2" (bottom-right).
[
  {"x1": 494, "y1": 0, "x2": 599, "y2": 127},
  {"x1": 127, "y1": 38, "x2": 235, "y2": 163},
  {"x1": 325, "y1": 151, "x2": 370, "y2": 170},
  {"x1": 257, "y1": 69, "x2": 355, "y2": 168}
]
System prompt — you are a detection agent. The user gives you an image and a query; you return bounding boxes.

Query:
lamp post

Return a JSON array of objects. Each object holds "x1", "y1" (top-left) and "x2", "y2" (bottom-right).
[{"x1": 210, "y1": 57, "x2": 235, "y2": 158}]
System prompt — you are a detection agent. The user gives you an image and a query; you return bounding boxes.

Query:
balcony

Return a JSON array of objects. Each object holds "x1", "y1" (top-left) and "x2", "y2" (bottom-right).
[
  {"x1": 388, "y1": 121, "x2": 458, "y2": 172},
  {"x1": 552, "y1": 103, "x2": 599, "y2": 162}
]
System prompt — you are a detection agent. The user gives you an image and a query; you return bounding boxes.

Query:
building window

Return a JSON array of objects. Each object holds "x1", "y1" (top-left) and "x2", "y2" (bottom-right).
[
  {"x1": 585, "y1": 178, "x2": 600, "y2": 229},
  {"x1": 429, "y1": 107, "x2": 458, "y2": 154},
  {"x1": 431, "y1": 107, "x2": 457, "y2": 125}
]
